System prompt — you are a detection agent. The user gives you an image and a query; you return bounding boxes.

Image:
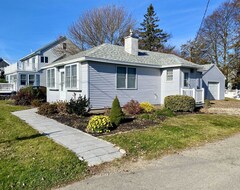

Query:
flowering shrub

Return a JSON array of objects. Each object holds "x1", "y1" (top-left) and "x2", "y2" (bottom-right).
[
  {"x1": 140, "y1": 102, "x2": 155, "y2": 113},
  {"x1": 123, "y1": 100, "x2": 142, "y2": 115},
  {"x1": 86, "y1": 116, "x2": 112, "y2": 133}
]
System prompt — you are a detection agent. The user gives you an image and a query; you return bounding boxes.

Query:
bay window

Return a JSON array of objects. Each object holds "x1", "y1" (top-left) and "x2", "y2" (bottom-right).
[
  {"x1": 117, "y1": 66, "x2": 136, "y2": 89},
  {"x1": 20, "y1": 74, "x2": 27, "y2": 85},
  {"x1": 29, "y1": 74, "x2": 35, "y2": 85}
]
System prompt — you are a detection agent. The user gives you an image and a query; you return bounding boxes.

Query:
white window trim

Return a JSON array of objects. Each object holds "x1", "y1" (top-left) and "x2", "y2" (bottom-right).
[
  {"x1": 116, "y1": 66, "x2": 137, "y2": 90},
  {"x1": 166, "y1": 69, "x2": 173, "y2": 81},
  {"x1": 28, "y1": 74, "x2": 35, "y2": 86},
  {"x1": 64, "y1": 63, "x2": 79, "y2": 90},
  {"x1": 46, "y1": 68, "x2": 57, "y2": 89}
]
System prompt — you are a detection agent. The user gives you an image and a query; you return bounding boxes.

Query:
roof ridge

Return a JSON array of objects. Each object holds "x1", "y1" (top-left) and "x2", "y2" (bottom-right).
[{"x1": 85, "y1": 43, "x2": 108, "y2": 56}]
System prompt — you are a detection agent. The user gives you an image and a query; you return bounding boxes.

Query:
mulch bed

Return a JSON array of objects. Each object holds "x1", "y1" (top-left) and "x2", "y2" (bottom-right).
[{"x1": 49, "y1": 113, "x2": 165, "y2": 137}]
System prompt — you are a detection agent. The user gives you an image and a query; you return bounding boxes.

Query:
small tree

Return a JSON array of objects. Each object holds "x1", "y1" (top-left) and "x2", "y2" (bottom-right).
[{"x1": 110, "y1": 96, "x2": 124, "y2": 126}]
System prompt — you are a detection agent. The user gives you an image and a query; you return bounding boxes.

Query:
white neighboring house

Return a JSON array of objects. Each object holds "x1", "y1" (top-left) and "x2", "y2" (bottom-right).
[
  {"x1": 4, "y1": 36, "x2": 79, "y2": 92},
  {"x1": 43, "y1": 33, "x2": 225, "y2": 109}
]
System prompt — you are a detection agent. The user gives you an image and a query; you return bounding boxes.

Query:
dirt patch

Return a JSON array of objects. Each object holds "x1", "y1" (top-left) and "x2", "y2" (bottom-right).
[
  {"x1": 201, "y1": 99, "x2": 240, "y2": 115},
  {"x1": 50, "y1": 114, "x2": 165, "y2": 137}
]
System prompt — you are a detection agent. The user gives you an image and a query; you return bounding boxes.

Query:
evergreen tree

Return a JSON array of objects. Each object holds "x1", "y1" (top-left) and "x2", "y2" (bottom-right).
[{"x1": 138, "y1": 4, "x2": 170, "y2": 51}]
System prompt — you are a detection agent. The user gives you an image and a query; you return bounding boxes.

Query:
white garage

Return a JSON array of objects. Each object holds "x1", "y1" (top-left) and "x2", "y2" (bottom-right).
[{"x1": 208, "y1": 82, "x2": 219, "y2": 100}]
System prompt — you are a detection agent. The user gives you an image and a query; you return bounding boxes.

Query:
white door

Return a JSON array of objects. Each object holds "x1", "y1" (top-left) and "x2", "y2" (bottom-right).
[
  {"x1": 208, "y1": 82, "x2": 219, "y2": 100},
  {"x1": 59, "y1": 69, "x2": 66, "y2": 100}
]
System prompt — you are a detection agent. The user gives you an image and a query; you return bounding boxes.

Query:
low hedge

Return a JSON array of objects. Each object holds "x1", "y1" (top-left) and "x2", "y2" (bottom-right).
[{"x1": 164, "y1": 95, "x2": 195, "y2": 112}]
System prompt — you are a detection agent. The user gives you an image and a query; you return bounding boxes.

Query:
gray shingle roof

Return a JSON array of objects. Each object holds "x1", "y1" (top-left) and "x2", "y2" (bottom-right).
[
  {"x1": 0, "y1": 58, "x2": 9, "y2": 68},
  {"x1": 46, "y1": 43, "x2": 201, "y2": 68},
  {"x1": 201, "y1": 64, "x2": 214, "y2": 71}
]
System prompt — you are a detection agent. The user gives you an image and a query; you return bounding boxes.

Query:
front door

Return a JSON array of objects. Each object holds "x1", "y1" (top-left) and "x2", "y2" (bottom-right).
[{"x1": 59, "y1": 69, "x2": 66, "y2": 100}]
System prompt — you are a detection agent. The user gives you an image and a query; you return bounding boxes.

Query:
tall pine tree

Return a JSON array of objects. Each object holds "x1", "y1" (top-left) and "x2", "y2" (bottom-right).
[{"x1": 138, "y1": 4, "x2": 170, "y2": 51}]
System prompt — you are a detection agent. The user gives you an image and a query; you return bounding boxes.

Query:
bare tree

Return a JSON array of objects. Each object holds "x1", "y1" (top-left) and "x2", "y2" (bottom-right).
[
  {"x1": 181, "y1": 0, "x2": 240, "y2": 87},
  {"x1": 69, "y1": 5, "x2": 135, "y2": 50}
]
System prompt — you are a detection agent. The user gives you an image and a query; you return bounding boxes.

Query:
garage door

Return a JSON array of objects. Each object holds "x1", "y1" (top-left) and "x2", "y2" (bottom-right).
[{"x1": 208, "y1": 82, "x2": 219, "y2": 100}]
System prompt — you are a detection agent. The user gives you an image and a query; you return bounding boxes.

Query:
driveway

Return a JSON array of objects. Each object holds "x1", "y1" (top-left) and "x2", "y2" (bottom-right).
[{"x1": 59, "y1": 133, "x2": 240, "y2": 190}]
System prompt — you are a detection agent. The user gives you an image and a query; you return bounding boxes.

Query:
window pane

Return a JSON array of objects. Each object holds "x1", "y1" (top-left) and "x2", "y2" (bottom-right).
[
  {"x1": 41, "y1": 56, "x2": 44, "y2": 63},
  {"x1": 20, "y1": 74, "x2": 26, "y2": 85},
  {"x1": 117, "y1": 67, "x2": 126, "y2": 88},
  {"x1": 166, "y1": 69, "x2": 173, "y2": 81},
  {"x1": 127, "y1": 68, "x2": 136, "y2": 88},
  {"x1": 36, "y1": 75, "x2": 40, "y2": 86},
  {"x1": 29, "y1": 75, "x2": 35, "y2": 85},
  {"x1": 65, "y1": 66, "x2": 71, "y2": 88},
  {"x1": 50, "y1": 69, "x2": 55, "y2": 88},
  {"x1": 184, "y1": 73, "x2": 189, "y2": 87},
  {"x1": 71, "y1": 65, "x2": 77, "y2": 88},
  {"x1": 45, "y1": 57, "x2": 48, "y2": 63}
]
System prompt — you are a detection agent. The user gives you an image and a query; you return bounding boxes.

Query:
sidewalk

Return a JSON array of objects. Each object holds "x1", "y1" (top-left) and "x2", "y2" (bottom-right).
[{"x1": 13, "y1": 108, "x2": 125, "y2": 166}]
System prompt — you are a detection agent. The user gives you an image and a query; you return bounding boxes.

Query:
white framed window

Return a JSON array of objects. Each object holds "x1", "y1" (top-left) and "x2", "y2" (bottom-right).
[
  {"x1": 184, "y1": 72, "x2": 189, "y2": 87},
  {"x1": 65, "y1": 64, "x2": 77, "y2": 88},
  {"x1": 47, "y1": 68, "x2": 55, "y2": 88},
  {"x1": 166, "y1": 69, "x2": 173, "y2": 81},
  {"x1": 117, "y1": 66, "x2": 136, "y2": 89},
  {"x1": 29, "y1": 74, "x2": 35, "y2": 85},
  {"x1": 41, "y1": 56, "x2": 48, "y2": 63},
  {"x1": 20, "y1": 74, "x2": 27, "y2": 85}
]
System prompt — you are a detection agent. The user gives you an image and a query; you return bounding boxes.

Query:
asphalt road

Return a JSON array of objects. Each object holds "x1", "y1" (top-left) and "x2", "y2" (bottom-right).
[{"x1": 59, "y1": 134, "x2": 240, "y2": 190}]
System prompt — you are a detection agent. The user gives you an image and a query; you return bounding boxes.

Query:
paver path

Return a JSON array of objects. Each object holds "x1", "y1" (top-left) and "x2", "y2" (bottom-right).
[{"x1": 13, "y1": 108, "x2": 125, "y2": 166}]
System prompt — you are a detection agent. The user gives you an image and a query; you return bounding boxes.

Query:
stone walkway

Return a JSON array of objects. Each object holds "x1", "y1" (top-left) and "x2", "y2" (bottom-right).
[{"x1": 13, "y1": 109, "x2": 125, "y2": 166}]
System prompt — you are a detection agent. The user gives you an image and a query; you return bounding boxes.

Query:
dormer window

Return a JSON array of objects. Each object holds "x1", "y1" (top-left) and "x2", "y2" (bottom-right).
[{"x1": 63, "y1": 43, "x2": 67, "y2": 50}]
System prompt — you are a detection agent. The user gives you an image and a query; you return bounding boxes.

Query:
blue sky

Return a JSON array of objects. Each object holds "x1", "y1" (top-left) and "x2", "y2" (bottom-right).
[{"x1": 0, "y1": 0, "x2": 226, "y2": 63}]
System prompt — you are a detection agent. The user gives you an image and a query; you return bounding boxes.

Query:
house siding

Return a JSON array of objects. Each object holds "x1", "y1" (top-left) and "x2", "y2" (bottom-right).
[
  {"x1": 88, "y1": 61, "x2": 161, "y2": 109},
  {"x1": 202, "y1": 65, "x2": 225, "y2": 100}
]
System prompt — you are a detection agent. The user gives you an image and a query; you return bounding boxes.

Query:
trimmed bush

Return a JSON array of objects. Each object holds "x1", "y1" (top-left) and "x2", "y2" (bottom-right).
[
  {"x1": 67, "y1": 95, "x2": 90, "y2": 116},
  {"x1": 140, "y1": 102, "x2": 155, "y2": 113},
  {"x1": 123, "y1": 100, "x2": 142, "y2": 115},
  {"x1": 55, "y1": 100, "x2": 68, "y2": 115},
  {"x1": 164, "y1": 95, "x2": 195, "y2": 112},
  {"x1": 87, "y1": 116, "x2": 112, "y2": 133},
  {"x1": 0, "y1": 78, "x2": 7, "y2": 83},
  {"x1": 110, "y1": 96, "x2": 124, "y2": 126},
  {"x1": 14, "y1": 86, "x2": 46, "y2": 106},
  {"x1": 38, "y1": 103, "x2": 57, "y2": 116}
]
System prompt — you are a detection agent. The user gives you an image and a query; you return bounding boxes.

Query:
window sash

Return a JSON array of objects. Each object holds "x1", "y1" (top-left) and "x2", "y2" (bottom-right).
[
  {"x1": 117, "y1": 67, "x2": 136, "y2": 89},
  {"x1": 166, "y1": 69, "x2": 173, "y2": 81},
  {"x1": 29, "y1": 75, "x2": 35, "y2": 85},
  {"x1": 47, "y1": 69, "x2": 55, "y2": 88},
  {"x1": 20, "y1": 74, "x2": 27, "y2": 85},
  {"x1": 65, "y1": 66, "x2": 71, "y2": 88},
  {"x1": 184, "y1": 73, "x2": 189, "y2": 87},
  {"x1": 71, "y1": 65, "x2": 77, "y2": 88},
  {"x1": 117, "y1": 67, "x2": 126, "y2": 89}
]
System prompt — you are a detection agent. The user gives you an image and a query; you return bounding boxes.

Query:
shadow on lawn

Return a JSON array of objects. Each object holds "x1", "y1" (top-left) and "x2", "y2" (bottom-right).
[{"x1": 0, "y1": 133, "x2": 46, "y2": 144}]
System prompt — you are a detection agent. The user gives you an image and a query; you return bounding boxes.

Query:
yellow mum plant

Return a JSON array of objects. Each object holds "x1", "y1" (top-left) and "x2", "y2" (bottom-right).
[
  {"x1": 87, "y1": 115, "x2": 112, "y2": 133},
  {"x1": 140, "y1": 102, "x2": 155, "y2": 113}
]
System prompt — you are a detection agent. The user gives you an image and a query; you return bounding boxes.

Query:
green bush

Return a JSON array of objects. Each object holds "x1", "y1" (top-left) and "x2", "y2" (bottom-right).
[
  {"x1": 14, "y1": 86, "x2": 46, "y2": 105},
  {"x1": 110, "y1": 96, "x2": 124, "y2": 126},
  {"x1": 140, "y1": 102, "x2": 155, "y2": 113},
  {"x1": 164, "y1": 95, "x2": 195, "y2": 112},
  {"x1": 0, "y1": 78, "x2": 7, "y2": 83},
  {"x1": 155, "y1": 108, "x2": 175, "y2": 117},
  {"x1": 138, "y1": 113, "x2": 156, "y2": 121},
  {"x1": 87, "y1": 116, "x2": 112, "y2": 133},
  {"x1": 67, "y1": 95, "x2": 90, "y2": 116},
  {"x1": 38, "y1": 103, "x2": 57, "y2": 116}
]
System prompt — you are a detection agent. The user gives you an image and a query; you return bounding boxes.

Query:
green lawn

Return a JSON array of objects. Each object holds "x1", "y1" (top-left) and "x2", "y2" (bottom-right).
[
  {"x1": 0, "y1": 101, "x2": 88, "y2": 190},
  {"x1": 104, "y1": 114, "x2": 240, "y2": 159}
]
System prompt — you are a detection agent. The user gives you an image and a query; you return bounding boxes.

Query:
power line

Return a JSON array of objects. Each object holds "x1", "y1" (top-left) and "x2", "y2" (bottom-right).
[{"x1": 196, "y1": 0, "x2": 211, "y2": 40}]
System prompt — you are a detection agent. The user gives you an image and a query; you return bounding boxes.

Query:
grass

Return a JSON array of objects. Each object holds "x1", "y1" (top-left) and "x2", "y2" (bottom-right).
[
  {"x1": 103, "y1": 113, "x2": 240, "y2": 159},
  {"x1": 0, "y1": 101, "x2": 88, "y2": 190}
]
